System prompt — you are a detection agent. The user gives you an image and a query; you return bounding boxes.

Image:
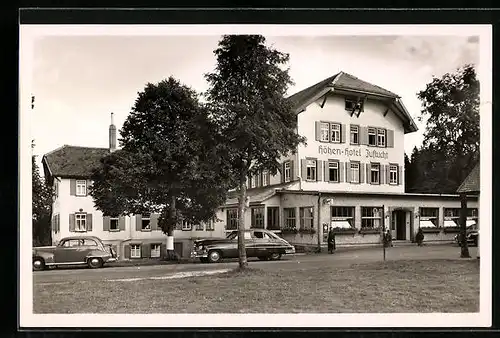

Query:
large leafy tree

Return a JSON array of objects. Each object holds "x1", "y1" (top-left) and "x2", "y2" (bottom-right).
[
  {"x1": 32, "y1": 142, "x2": 53, "y2": 246},
  {"x1": 90, "y1": 77, "x2": 233, "y2": 259},
  {"x1": 416, "y1": 64, "x2": 480, "y2": 258},
  {"x1": 205, "y1": 35, "x2": 306, "y2": 269}
]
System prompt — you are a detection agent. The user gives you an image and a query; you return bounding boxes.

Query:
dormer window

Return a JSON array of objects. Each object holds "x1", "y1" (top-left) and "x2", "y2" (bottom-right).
[{"x1": 345, "y1": 97, "x2": 364, "y2": 112}]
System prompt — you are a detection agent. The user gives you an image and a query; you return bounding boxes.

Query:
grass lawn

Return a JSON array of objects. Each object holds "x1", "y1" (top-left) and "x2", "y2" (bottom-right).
[{"x1": 34, "y1": 259, "x2": 479, "y2": 313}]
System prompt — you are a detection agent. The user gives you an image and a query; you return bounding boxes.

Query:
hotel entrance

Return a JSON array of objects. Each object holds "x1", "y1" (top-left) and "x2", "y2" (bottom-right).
[{"x1": 391, "y1": 209, "x2": 409, "y2": 241}]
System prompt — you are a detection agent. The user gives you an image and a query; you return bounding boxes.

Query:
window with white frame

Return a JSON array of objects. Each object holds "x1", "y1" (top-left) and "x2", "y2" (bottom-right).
[
  {"x1": 330, "y1": 123, "x2": 341, "y2": 143},
  {"x1": 250, "y1": 175, "x2": 256, "y2": 188},
  {"x1": 389, "y1": 165, "x2": 398, "y2": 184},
  {"x1": 142, "y1": 214, "x2": 151, "y2": 230},
  {"x1": 76, "y1": 180, "x2": 87, "y2": 196},
  {"x1": 195, "y1": 222, "x2": 204, "y2": 231},
  {"x1": 377, "y1": 129, "x2": 386, "y2": 147},
  {"x1": 284, "y1": 161, "x2": 291, "y2": 182},
  {"x1": 256, "y1": 173, "x2": 262, "y2": 187},
  {"x1": 130, "y1": 244, "x2": 141, "y2": 258},
  {"x1": 75, "y1": 213, "x2": 87, "y2": 232},
  {"x1": 419, "y1": 207, "x2": 439, "y2": 228},
  {"x1": 467, "y1": 208, "x2": 479, "y2": 227},
  {"x1": 350, "y1": 125, "x2": 359, "y2": 145},
  {"x1": 300, "y1": 207, "x2": 314, "y2": 230},
  {"x1": 306, "y1": 159, "x2": 317, "y2": 181},
  {"x1": 328, "y1": 161, "x2": 339, "y2": 182},
  {"x1": 182, "y1": 219, "x2": 193, "y2": 231},
  {"x1": 251, "y1": 207, "x2": 265, "y2": 228},
  {"x1": 283, "y1": 208, "x2": 296, "y2": 229},
  {"x1": 151, "y1": 244, "x2": 161, "y2": 258},
  {"x1": 368, "y1": 127, "x2": 377, "y2": 146},
  {"x1": 262, "y1": 171, "x2": 269, "y2": 186},
  {"x1": 206, "y1": 220, "x2": 215, "y2": 231},
  {"x1": 370, "y1": 163, "x2": 380, "y2": 184},
  {"x1": 320, "y1": 122, "x2": 330, "y2": 142},
  {"x1": 361, "y1": 207, "x2": 383, "y2": 229},
  {"x1": 350, "y1": 162, "x2": 360, "y2": 183},
  {"x1": 331, "y1": 207, "x2": 355, "y2": 228},
  {"x1": 444, "y1": 208, "x2": 460, "y2": 228},
  {"x1": 226, "y1": 209, "x2": 238, "y2": 230},
  {"x1": 110, "y1": 217, "x2": 119, "y2": 231}
]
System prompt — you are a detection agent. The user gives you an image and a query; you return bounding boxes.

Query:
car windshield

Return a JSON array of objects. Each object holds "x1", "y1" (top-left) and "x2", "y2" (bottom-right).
[{"x1": 226, "y1": 231, "x2": 237, "y2": 240}]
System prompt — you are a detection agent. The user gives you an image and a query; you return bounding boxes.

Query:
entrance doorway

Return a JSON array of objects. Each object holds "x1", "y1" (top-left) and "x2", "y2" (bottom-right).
[{"x1": 391, "y1": 210, "x2": 407, "y2": 240}]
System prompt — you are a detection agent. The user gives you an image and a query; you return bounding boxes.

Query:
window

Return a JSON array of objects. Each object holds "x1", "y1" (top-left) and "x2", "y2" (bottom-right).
[
  {"x1": 181, "y1": 220, "x2": 193, "y2": 231},
  {"x1": 227, "y1": 209, "x2": 238, "y2": 230},
  {"x1": 377, "y1": 129, "x2": 386, "y2": 147},
  {"x1": 195, "y1": 223, "x2": 204, "y2": 231},
  {"x1": 110, "y1": 217, "x2": 119, "y2": 231},
  {"x1": 300, "y1": 207, "x2": 314, "y2": 230},
  {"x1": 345, "y1": 98, "x2": 364, "y2": 112},
  {"x1": 142, "y1": 214, "x2": 151, "y2": 231},
  {"x1": 206, "y1": 220, "x2": 215, "y2": 231},
  {"x1": 251, "y1": 207, "x2": 265, "y2": 228},
  {"x1": 62, "y1": 239, "x2": 81, "y2": 247},
  {"x1": 350, "y1": 125, "x2": 359, "y2": 144},
  {"x1": 75, "y1": 213, "x2": 87, "y2": 232},
  {"x1": 130, "y1": 244, "x2": 141, "y2": 258},
  {"x1": 331, "y1": 207, "x2": 355, "y2": 228},
  {"x1": 389, "y1": 165, "x2": 398, "y2": 184},
  {"x1": 263, "y1": 171, "x2": 269, "y2": 186},
  {"x1": 267, "y1": 207, "x2": 280, "y2": 230},
  {"x1": 328, "y1": 161, "x2": 339, "y2": 182},
  {"x1": 284, "y1": 161, "x2": 291, "y2": 183},
  {"x1": 76, "y1": 180, "x2": 87, "y2": 196},
  {"x1": 444, "y1": 208, "x2": 460, "y2": 228},
  {"x1": 368, "y1": 127, "x2": 377, "y2": 146},
  {"x1": 320, "y1": 122, "x2": 330, "y2": 142},
  {"x1": 255, "y1": 173, "x2": 262, "y2": 187},
  {"x1": 81, "y1": 238, "x2": 98, "y2": 247},
  {"x1": 306, "y1": 159, "x2": 317, "y2": 181},
  {"x1": 151, "y1": 244, "x2": 161, "y2": 258},
  {"x1": 350, "y1": 162, "x2": 360, "y2": 183},
  {"x1": 361, "y1": 207, "x2": 383, "y2": 229},
  {"x1": 283, "y1": 208, "x2": 296, "y2": 229},
  {"x1": 370, "y1": 163, "x2": 380, "y2": 184},
  {"x1": 250, "y1": 175, "x2": 256, "y2": 188},
  {"x1": 330, "y1": 123, "x2": 341, "y2": 143},
  {"x1": 419, "y1": 208, "x2": 439, "y2": 228}
]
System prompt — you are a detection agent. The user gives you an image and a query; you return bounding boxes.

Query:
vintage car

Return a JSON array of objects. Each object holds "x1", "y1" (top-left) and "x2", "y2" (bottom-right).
[
  {"x1": 454, "y1": 223, "x2": 479, "y2": 247},
  {"x1": 32, "y1": 236, "x2": 118, "y2": 271},
  {"x1": 191, "y1": 229, "x2": 296, "y2": 263}
]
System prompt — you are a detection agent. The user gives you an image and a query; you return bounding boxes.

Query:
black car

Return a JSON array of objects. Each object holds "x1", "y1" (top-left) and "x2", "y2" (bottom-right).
[
  {"x1": 191, "y1": 229, "x2": 296, "y2": 263},
  {"x1": 454, "y1": 224, "x2": 479, "y2": 247}
]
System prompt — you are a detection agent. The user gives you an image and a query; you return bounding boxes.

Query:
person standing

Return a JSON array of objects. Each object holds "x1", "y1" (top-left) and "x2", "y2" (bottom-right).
[
  {"x1": 416, "y1": 228, "x2": 424, "y2": 246},
  {"x1": 327, "y1": 228, "x2": 336, "y2": 254}
]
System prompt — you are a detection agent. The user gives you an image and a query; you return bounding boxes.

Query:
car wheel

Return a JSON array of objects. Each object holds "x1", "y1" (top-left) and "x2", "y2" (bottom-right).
[
  {"x1": 87, "y1": 257, "x2": 103, "y2": 269},
  {"x1": 258, "y1": 256, "x2": 269, "y2": 261},
  {"x1": 207, "y1": 250, "x2": 222, "y2": 263},
  {"x1": 33, "y1": 257, "x2": 45, "y2": 271},
  {"x1": 269, "y1": 253, "x2": 282, "y2": 261}
]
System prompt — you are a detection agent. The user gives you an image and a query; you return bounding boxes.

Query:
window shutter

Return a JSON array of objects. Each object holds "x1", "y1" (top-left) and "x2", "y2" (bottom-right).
[
  {"x1": 119, "y1": 216, "x2": 126, "y2": 231},
  {"x1": 366, "y1": 163, "x2": 371, "y2": 184},
  {"x1": 136, "y1": 215, "x2": 142, "y2": 231},
  {"x1": 103, "y1": 216, "x2": 110, "y2": 231},
  {"x1": 141, "y1": 244, "x2": 151, "y2": 258},
  {"x1": 301, "y1": 159, "x2": 307, "y2": 180},
  {"x1": 86, "y1": 213, "x2": 93, "y2": 231},
  {"x1": 86, "y1": 180, "x2": 91, "y2": 196},
  {"x1": 69, "y1": 213, "x2": 75, "y2": 232},
  {"x1": 281, "y1": 162, "x2": 285, "y2": 183},
  {"x1": 290, "y1": 160, "x2": 295, "y2": 180},
  {"x1": 315, "y1": 122, "x2": 321, "y2": 141},
  {"x1": 124, "y1": 245, "x2": 130, "y2": 259},
  {"x1": 360, "y1": 127, "x2": 368, "y2": 145},
  {"x1": 259, "y1": 171, "x2": 264, "y2": 187},
  {"x1": 387, "y1": 129, "x2": 394, "y2": 148},
  {"x1": 399, "y1": 166, "x2": 403, "y2": 185},
  {"x1": 385, "y1": 165, "x2": 389, "y2": 184},
  {"x1": 339, "y1": 162, "x2": 345, "y2": 182},
  {"x1": 324, "y1": 161, "x2": 330, "y2": 182},
  {"x1": 360, "y1": 163, "x2": 365, "y2": 183},
  {"x1": 317, "y1": 160, "x2": 323, "y2": 181},
  {"x1": 266, "y1": 171, "x2": 271, "y2": 185},
  {"x1": 151, "y1": 213, "x2": 159, "y2": 230},
  {"x1": 347, "y1": 163, "x2": 351, "y2": 183},
  {"x1": 70, "y1": 179, "x2": 76, "y2": 196},
  {"x1": 341, "y1": 124, "x2": 346, "y2": 143}
]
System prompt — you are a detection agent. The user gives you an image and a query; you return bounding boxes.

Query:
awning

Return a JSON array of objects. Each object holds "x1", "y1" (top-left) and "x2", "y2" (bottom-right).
[
  {"x1": 331, "y1": 220, "x2": 352, "y2": 229},
  {"x1": 419, "y1": 220, "x2": 437, "y2": 228},
  {"x1": 467, "y1": 220, "x2": 477, "y2": 227},
  {"x1": 443, "y1": 220, "x2": 458, "y2": 228}
]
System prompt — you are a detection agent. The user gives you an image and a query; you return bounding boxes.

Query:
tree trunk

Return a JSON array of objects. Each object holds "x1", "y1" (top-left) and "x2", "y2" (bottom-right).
[
  {"x1": 165, "y1": 195, "x2": 179, "y2": 261},
  {"x1": 237, "y1": 171, "x2": 248, "y2": 269},
  {"x1": 459, "y1": 193, "x2": 471, "y2": 258}
]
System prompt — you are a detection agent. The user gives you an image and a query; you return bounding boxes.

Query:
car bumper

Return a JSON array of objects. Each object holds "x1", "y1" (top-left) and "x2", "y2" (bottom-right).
[
  {"x1": 190, "y1": 251, "x2": 208, "y2": 258},
  {"x1": 285, "y1": 247, "x2": 296, "y2": 254}
]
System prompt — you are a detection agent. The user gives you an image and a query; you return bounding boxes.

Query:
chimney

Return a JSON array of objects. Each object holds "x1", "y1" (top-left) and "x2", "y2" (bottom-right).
[{"x1": 109, "y1": 112, "x2": 116, "y2": 152}]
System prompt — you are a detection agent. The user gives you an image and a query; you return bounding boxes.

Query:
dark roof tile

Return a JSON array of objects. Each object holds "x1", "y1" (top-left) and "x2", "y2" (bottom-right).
[
  {"x1": 43, "y1": 145, "x2": 110, "y2": 178},
  {"x1": 457, "y1": 163, "x2": 480, "y2": 193}
]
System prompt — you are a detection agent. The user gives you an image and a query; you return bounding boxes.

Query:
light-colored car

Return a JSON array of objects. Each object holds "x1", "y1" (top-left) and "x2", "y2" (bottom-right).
[
  {"x1": 191, "y1": 229, "x2": 296, "y2": 263},
  {"x1": 32, "y1": 236, "x2": 118, "y2": 271}
]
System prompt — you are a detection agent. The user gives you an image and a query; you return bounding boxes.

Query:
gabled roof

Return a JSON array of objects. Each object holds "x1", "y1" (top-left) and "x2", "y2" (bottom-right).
[
  {"x1": 286, "y1": 71, "x2": 418, "y2": 134},
  {"x1": 457, "y1": 163, "x2": 480, "y2": 194},
  {"x1": 42, "y1": 145, "x2": 110, "y2": 179}
]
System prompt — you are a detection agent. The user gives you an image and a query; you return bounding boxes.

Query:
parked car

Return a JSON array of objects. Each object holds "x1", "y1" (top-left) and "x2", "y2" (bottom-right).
[
  {"x1": 32, "y1": 236, "x2": 118, "y2": 271},
  {"x1": 191, "y1": 229, "x2": 296, "y2": 263},
  {"x1": 454, "y1": 224, "x2": 479, "y2": 247}
]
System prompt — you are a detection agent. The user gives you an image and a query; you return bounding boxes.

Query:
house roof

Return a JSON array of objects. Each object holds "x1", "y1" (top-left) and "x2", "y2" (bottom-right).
[
  {"x1": 42, "y1": 145, "x2": 110, "y2": 179},
  {"x1": 286, "y1": 71, "x2": 418, "y2": 134},
  {"x1": 224, "y1": 181, "x2": 297, "y2": 206},
  {"x1": 457, "y1": 163, "x2": 480, "y2": 194}
]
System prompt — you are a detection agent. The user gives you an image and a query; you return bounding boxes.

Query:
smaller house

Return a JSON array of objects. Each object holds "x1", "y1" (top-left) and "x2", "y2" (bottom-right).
[{"x1": 457, "y1": 162, "x2": 480, "y2": 257}]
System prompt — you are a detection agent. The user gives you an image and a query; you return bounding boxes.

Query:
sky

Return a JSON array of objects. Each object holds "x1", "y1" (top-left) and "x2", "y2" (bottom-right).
[{"x1": 30, "y1": 34, "x2": 479, "y2": 162}]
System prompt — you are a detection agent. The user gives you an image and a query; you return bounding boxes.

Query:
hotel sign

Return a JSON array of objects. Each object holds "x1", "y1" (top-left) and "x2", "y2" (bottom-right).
[{"x1": 318, "y1": 145, "x2": 389, "y2": 160}]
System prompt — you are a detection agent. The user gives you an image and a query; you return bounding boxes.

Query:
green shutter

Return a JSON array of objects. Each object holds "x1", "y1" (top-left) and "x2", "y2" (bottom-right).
[
  {"x1": 324, "y1": 161, "x2": 330, "y2": 182},
  {"x1": 151, "y1": 214, "x2": 159, "y2": 230},
  {"x1": 341, "y1": 124, "x2": 346, "y2": 143},
  {"x1": 290, "y1": 160, "x2": 295, "y2": 180},
  {"x1": 301, "y1": 159, "x2": 307, "y2": 180},
  {"x1": 142, "y1": 244, "x2": 151, "y2": 258},
  {"x1": 366, "y1": 163, "x2": 371, "y2": 184},
  {"x1": 317, "y1": 160, "x2": 323, "y2": 181},
  {"x1": 119, "y1": 216, "x2": 126, "y2": 231},
  {"x1": 386, "y1": 165, "x2": 391, "y2": 184},
  {"x1": 86, "y1": 180, "x2": 91, "y2": 196},
  {"x1": 70, "y1": 179, "x2": 76, "y2": 196},
  {"x1": 136, "y1": 214, "x2": 142, "y2": 231},
  {"x1": 103, "y1": 216, "x2": 110, "y2": 231},
  {"x1": 347, "y1": 162, "x2": 352, "y2": 183},
  {"x1": 387, "y1": 129, "x2": 394, "y2": 148},
  {"x1": 315, "y1": 121, "x2": 321, "y2": 141},
  {"x1": 339, "y1": 162, "x2": 344, "y2": 182},
  {"x1": 360, "y1": 127, "x2": 368, "y2": 145},
  {"x1": 398, "y1": 166, "x2": 403, "y2": 185},
  {"x1": 86, "y1": 213, "x2": 93, "y2": 231},
  {"x1": 124, "y1": 244, "x2": 130, "y2": 259},
  {"x1": 69, "y1": 213, "x2": 75, "y2": 232},
  {"x1": 360, "y1": 163, "x2": 365, "y2": 183}
]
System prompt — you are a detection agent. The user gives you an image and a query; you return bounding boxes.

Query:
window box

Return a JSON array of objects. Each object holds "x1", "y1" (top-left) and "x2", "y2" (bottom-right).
[
  {"x1": 443, "y1": 227, "x2": 461, "y2": 233},
  {"x1": 359, "y1": 228, "x2": 381, "y2": 234},
  {"x1": 298, "y1": 227, "x2": 316, "y2": 235},
  {"x1": 281, "y1": 227, "x2": 298, "y2": 235},
  {"x1": 421, "y1": 227, "x2": 441, "y2": 233},
  {"x1": 331, "y1": 227, "x2": 357, "y2": 234}
]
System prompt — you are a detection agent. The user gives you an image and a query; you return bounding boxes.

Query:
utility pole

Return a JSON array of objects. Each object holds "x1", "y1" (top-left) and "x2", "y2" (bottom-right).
[{"x1": 382, "y1": 205, "x2": 386, "y2": 261}]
